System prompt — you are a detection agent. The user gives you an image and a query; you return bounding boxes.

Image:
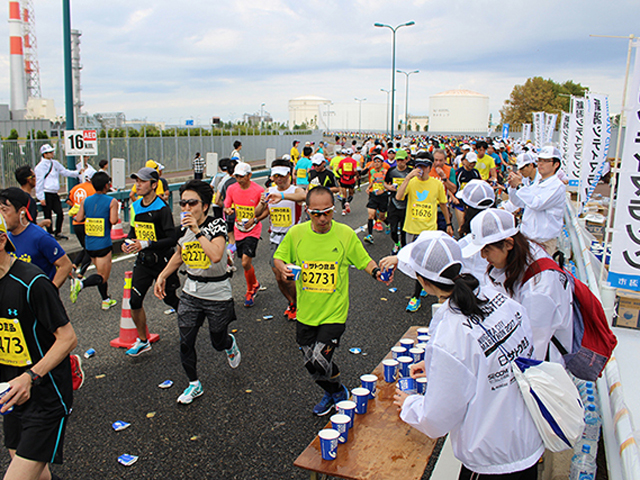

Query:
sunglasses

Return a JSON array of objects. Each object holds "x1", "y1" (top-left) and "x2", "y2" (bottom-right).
[
  {"x1": 179, "y1": 199, "x2": 201, "y2": 207},
  {"x1": 307, "y1": 206, "x2": 335, "y2": 217}
]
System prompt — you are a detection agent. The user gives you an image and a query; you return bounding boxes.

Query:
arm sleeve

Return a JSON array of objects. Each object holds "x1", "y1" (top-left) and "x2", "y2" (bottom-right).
[
  {"x1": 147, "y1": 206, "x2": 177, "y2": 251},
  {"x1": 449, "y1": 168, "x2": 457, "y2": 186},
  {"x1": 28, "y1": 275, "x2": 70, "y2": 333},
  {"x1": 513, "y1": 182, "x2": 565, "y2": 211}
]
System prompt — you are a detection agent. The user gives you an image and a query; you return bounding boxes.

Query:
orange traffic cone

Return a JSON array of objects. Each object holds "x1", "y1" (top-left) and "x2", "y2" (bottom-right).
[
  {"x1": 111, "y1": 202, "x2": 127, "y2": 240},
  {"x1": 110, "y1": 271, "x2": 159, "y2": 348}
]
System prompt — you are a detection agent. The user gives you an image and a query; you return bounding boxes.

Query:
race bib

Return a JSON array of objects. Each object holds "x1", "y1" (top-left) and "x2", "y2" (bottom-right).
[
  {"x1": 181, "y1": 241, "x2": 211, "y2": 269},
  {"x1": 235, "y1": 205, "x2": 255, "y2": 220},
  {"x1": 301, "y1": 261, "x2": 338, "y2": 293},
  {"x1": 393, "y1": 177, "x2": 405, "y2": 186},
  {"x1": 270, "y1": 207, "x2": 292, "y2": 228},
  {"x1": 85, "y1": 218, "x2": 105, "y2": 237},
  {"x1": 411, "y1": 203, "x2": 433, "y2": 220},
  {"x1": 0, "y1": 318, "x2": 32, "y2": 367},
  {"x1": 343, "y1": 163, "x2": 353, "y2": 172},
  {"x1": 135, "y1": 221, "x2": 157, "y2": 241},
  {"x1": 297, "y1": 168, "x2": 307, "y2": 179},
  {"x1": 372, "y1": 182, "x2": 384, "y2": 192}
]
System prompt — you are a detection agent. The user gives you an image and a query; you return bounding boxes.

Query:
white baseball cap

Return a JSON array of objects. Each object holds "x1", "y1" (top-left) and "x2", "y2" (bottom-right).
[
  {"x1": 464, "y1": 152, "x2": 478, "y2": 163},
  {"x1": 456, "y1": 180, "x2": 495, "y2": 209},
  {"x1": 233, "y1": 162, "x2": 252, "y2": 176},
  {"x1": 311, "y1": 153, "x2": 325, "y2": 165},
  {"x1": 40, "y1": 144, "x2": 55, "y2": 155},
  {"x1": 461, "y1": 208, "x2": 519, "y2": 257},
  {"x1": 397, "y1": 231, "x2": 463, "y2": 285},
  {"x1": 538, "y1": 145, "x2": 562, "y2": 160},
  {"x1": 461, "y1": 144, "x2": 472, "y2": 151},
  {"x1": 516, "y1": 152, "x2": 537, "y2": 170}
]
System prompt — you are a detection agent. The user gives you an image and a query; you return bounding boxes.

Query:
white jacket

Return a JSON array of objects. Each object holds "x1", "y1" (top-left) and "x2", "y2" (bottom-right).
[
  {"x1": 485, "y1": 243, "x2": 573, "y2": 364},
  {"x1": 458, "y1": 235, "x2": 489, "y2": 283},
  {"x1": 34, "y1": 157, "x2": 81, "y2": 201},
  {"x1": 401, "y1": 286, "x2": 544, "y2": 474},
  {"x1": 507, "y1": 173, "x2": 565, "y2": 242}
]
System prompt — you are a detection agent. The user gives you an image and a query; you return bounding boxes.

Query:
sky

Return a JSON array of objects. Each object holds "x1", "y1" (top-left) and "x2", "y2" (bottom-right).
[{"x1": 1, "y1": 0, "x2": 639, "y2": 127}]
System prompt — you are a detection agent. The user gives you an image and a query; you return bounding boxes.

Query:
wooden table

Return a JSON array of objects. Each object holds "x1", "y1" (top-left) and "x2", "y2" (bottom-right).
[{"x1": 294, "y1": 326, "x2": 438, "y2": 480}]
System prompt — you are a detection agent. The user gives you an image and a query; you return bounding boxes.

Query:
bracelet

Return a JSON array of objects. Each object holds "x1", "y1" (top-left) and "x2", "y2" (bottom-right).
[
  {"x1": 281, "y1": 192, "x2": 285, "y2": 200},
  {"x1": 195, "y1": 231, "x2": 204, "y2": 239},
  {"x1": 447, "y1": 223, "x2": 452, "y2": 226},
  {"x1": 371, "y1": 267, "x2": 381, "y2": 279}
]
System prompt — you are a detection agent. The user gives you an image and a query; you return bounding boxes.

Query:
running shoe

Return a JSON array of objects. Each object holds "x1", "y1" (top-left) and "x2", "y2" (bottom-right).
[
  {"x1": 392, "y1": 243, "x2": 400, "y2": 255},
  {"x1": 345, "y1": 203, "x2": 351, "y2": 214},
  {"x1": 54, "y1": 234, "x2": 69, "y2": 241},
  {"x1": 101, "y1": 298, "x2": 117, "y2": 310},
  {"x1": 332, "y1": 384, "x2": 349, "y2": 404},
  {"x1": 384, "y1": 224, "x2": 391, "y2": 235},
  {"x1": 177, "y1": 381, "x2": 203, "y2": 404},
  {"x1": 374, "y1": 222, "x2": 383, "y2": 232},
  {"x1": 70, "y1": 278, "x2": 82, "y2": 304},
  {"x1": 70, "y1": 354, "x2": 84, "y2": 390},
  {"x1": 406, "y1": 297, "x2": 421, "y2": 312},
  {"x1": 363, "y1": 235, "x2": 374, "y2": 244},
  {"x1": 125, "y1": 338, "x2": 151, "y2": 357},
  {"x1": 313, "y1": 391, "x2": 335, "y2": 416},
  {"x1": 341, "y1": 210, "x2": 346, "y2": 216},
  {"x1": 284, "y1": 304, "x2": 297, "y2": 321},
  {"x1": 226, "y1": 334, "x2": 241, "y2": 368},
  {"x1": 420, "y1": 289, "x2": 428, "y2": 297},
  {"x1": 228, "y1": 243, "x2": 237, "y2": 255},
  {"x1": 244, "y1": 290, "x2": 255, "y2": 308}
]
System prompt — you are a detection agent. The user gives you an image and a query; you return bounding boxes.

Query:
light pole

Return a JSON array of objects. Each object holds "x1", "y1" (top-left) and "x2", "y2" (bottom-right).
[
  {"x1": 374, "y1": 21, "x2": 415, "y2": 139},
  {"x1": 355, "y1": 97, "x2": 366, "y2": 134},
  {"x1": 260, "y1": 103, "x2": 265, "y2": 134},
  {"x1": 397, "y1": 69, "x2": 419, "y2": 137},
  {"x1": 381, "y1": 88, "x2": 391, "y2": 135}
]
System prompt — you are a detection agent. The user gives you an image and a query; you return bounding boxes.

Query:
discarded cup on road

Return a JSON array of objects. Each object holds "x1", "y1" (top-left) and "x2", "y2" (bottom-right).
[
  {"x1": 409, "y1": 347, "x2": 424, "y2": 364},
  {"x1": 112, "y1": 421, "x2": 131, "y2": 432},
  {"x1": 351, "y1": 387, "x2": 370, "y2": 414},
  {"x1": 398, "y1": 356, "x2": 413, "y2": 377},
  {"x1": 84, "y1": 348, "x2": 96, "y2": 359},
  {"x1": 360, "y1": 374, "x2": 377, "y2": 399},
  {"x1": 336, "y1": 400, "x2": 356, "y2": 429},
  {"x1": 330, "y1": 414, "x2": 351, "y2": 444},
  {"x1": 397, "y1": 377, "x2": 417, "y2": 395},
  {"x1": 391, "y1": 346, "x2": 407, "y2": 360},
  {"x1": 399, "y1": 338, "x2": 415, "y2": 351},
  {"x1": 382, "y1": 359, "x2": 399, "y2": 383},
  {"x1": 287, "y1": 264, "x2": 302, "y2": 281},
  {"x1": 117, "y1": 454, "x2": 139, "y2": 466},
  {"x1": 417, "y1": 377, "x2": 428, "y2": 395},
  {"x1": 318, "y1": 429, "x2": 340, "y2": 461}
]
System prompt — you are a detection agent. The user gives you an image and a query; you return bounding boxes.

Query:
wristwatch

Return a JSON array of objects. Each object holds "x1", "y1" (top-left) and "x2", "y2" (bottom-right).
[
  {"x1": 26, "y1": 369, "x2": 42, "y2": 386},
  {"x1": 195, "y1": 231, "x2": 205, "y2": 239},
  {"x1": 371, "y1": 267, "x2": 381, "y2": 279}
]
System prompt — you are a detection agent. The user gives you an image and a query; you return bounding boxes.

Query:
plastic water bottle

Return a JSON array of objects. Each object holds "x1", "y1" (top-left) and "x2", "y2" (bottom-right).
[
  {"x1": 583, "y1": 404, "x2": 601, "y2": 441},
  {"x1": 570, "y1": 444, "x2": 596, "y2": 480}
]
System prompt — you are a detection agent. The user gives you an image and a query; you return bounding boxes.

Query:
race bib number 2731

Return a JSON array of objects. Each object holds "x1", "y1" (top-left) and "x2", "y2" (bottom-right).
[{"x1": 301, "y1": 261, "x2": 338, "y2": 293}]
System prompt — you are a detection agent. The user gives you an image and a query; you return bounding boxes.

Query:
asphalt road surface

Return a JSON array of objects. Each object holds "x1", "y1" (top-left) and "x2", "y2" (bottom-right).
[{"x1": 0, "y1": 187, "x2": 442, "y2": 479}]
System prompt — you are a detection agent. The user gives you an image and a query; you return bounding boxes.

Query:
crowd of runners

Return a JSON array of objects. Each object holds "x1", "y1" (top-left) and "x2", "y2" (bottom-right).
[{"x1": 0, "y1": 131, "x2": 597, "y2": 479}]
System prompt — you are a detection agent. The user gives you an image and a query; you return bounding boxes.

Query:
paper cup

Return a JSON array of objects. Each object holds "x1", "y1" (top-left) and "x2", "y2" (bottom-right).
[
  {"x1": 409, "y1": 347, "x2": 424, "y2": 364},
  {"x1": 360, "y1": 374, "x2": 377, "y2": 399},
  {"x1": 391, "y1": 346, "x2": 407, "y2": 360},
  {"x1": 318, "y1": 429, "x2": 340, "y2": 461},
  {"x1": 417, "y1": 377, "x2": 428, "y2": 395},
  {"x1": 399, "y1": 338, "x2": 415, "y2": 351},
  {"x1": 351, "y1": 387, "x2": 370, "y2": 414},
  {"x1": 417, "y1": 327, "x2": 429, "y2": 335},
  {"x1": 382, "y1": 359, "x2": 399, "y2": 383},
  {"x1": 416, "y1": 342, "x2": 428, "y2": 351},
  {"x1": 288, "y1": 264, "x2": 302, "y2": 281},
  {"x1": 398, "y1": 356, "x2": 413, "y2": 377},
  {"x1": 397, "y1": 377, "x2": 417, "y2": 395},
  {"x1": 0, "y1": 383, "x2": 13, "y2": 415},
  {"x1": 379, "y1": 266, "x2": 394, "y2": 282},
  {"x1": 417, "y1": 335, "x2": 429, "y2": 344},
  {"x1": 336, "y1": 400, "x2": 356, "y2": 429},
  {"x1": 330, "y1": 414, "x2": 351, "y2": 444}
]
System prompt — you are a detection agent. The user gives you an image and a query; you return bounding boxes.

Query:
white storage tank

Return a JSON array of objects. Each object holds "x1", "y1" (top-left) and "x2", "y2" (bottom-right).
[
  {"x1": 288, "y1": 96, "x2": 330, "y2": 129},
  {"x1": 428, "y1": 89, "x2": 489, "y2": 133}
]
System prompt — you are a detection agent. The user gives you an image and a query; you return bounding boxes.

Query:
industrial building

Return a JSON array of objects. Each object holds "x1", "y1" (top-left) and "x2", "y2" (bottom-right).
[{"x1": 428, "y1": 89, "x2": 489, "y2": 133}]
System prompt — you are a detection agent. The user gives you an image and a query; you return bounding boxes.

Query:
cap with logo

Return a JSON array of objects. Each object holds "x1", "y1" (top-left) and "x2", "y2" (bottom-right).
[
  {"x1": 461, "y1": 208, "x2": 519, "y2": 257},
  {"x1": 538, "y1": 146, "x2": 562, "y2": 161},
  {"x1": 233, "y1": 162, "x2": 252, "y2": 176},
  {"x1": 397, "y1": 231, "x2": 463, "y2": 285},
  {"x1": 516, "y1": 152, "x2": 537, "y2": 170},
  {"x1": 40, "y1": 144, "x2": 55, "y2": 155}
]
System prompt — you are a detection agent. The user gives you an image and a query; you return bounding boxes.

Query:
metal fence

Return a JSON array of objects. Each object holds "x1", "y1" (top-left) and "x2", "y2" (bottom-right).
[{"x1": 0, "y1": 131, "x2": 323, "y2": 189}]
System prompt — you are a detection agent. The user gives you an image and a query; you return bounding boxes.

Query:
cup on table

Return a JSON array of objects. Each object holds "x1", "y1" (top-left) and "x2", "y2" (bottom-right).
[
  {"x1": 318, "y1": 429, "x2": 340, "y2": 461},
  {"x1": 416, "y1": 342, "x2": 428, "y2": 351},
  {"x1": 351, "y1": 387, "x2": 370, "y2": 414},
  {"x1": 360, "y1": 374, "x2": 377, "y2": 399},
  {"x1": 398, "y1": 356, "x2": 413, "y2": 377},
  {"x1": 417, "y1": 327, "x2": 429, "y2": 335},
  {"x1": 330, "y1": 414, "x2": 351, "y2": 444},
  {"x1": 382, "y1": 359, "x2": 399, "y2": 383},
  {"x1": 409, "y1": 347, "x2": 424, "y2": 364},
  {"x1": 391, "y1": 346, "x2": 407, "y2": 360},
  {"x1": 399, "y1": 338, "x2": 415, "y2": 351},
  {"x1": 336, "y1": 400, "x2": 356, "y2": 429},
  {"x1": 417, "y1": 377, "x2": 428, "y2": 395},
  {"x1": 287, "y1": 264, "x2": 302, "y2": 281},
  {"x1": 417, "y1": 334, "x2": 429, "y2": 344},
  {"x1": 397, "y1": 377, "x2": 417, "y2": 395}
]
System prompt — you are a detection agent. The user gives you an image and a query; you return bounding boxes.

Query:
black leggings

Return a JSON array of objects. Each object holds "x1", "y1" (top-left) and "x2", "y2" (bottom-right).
[
  {"x1": 72, "y1": 224, "x2": 91, "y2": 275},
  {"x1": 43, "y1": 192, "x2": 64, "y2": 235},
  {"x1": 459, "y1": 462, "x2": 538, "y2": 480},
  {"x1": 387, "y1": 204, "x2": 407, "y2": 246},
  {"x1": 297, "y1": 323, "x2": 346, "y2": 395}
]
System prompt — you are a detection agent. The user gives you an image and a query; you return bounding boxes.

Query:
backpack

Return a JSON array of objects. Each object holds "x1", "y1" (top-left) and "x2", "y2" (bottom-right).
[{"x1": 522, "y1": 257, "x2": 617, "y2": 381}]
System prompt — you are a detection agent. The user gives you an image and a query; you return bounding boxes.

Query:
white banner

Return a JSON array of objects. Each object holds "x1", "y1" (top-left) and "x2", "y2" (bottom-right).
[
  {"x1": 566, "y1": 97, "x2": 585, "y2": 188},
  {"x1": 522, "y1": 123, "x2": 531, "y2": 142},
  {"x1": 559, "y1": 112, "x2": 571, "y2": 173},
  {"x1": 578, "y1": 93, "x2": 611, "y2": 211},
  {"x1": 609, "y1": 42, "x2": 640, "y2": 290},
  {"x1": 544, "y1": 113, "x2": 557, "y2": 145},
  {"x1": 532, "y1": 112, "x2": 545, "y2": 150}
]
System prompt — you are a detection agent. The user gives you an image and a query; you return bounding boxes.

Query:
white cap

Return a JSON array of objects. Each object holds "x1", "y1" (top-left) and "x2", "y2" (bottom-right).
[
  {"x1": 465, "y1": 152, "x2": 478, "y2": 163},
  {"x1": 346, "y1": 148, "x2": 353, "y2": 155},
  {"x1": 461, "y1": 208, "x2": 519, "y2": 257},
  {"x1": 156, "y1": 163, "x2": 165, "y2": 171},
  {"x1": 538, "y1": 145, "x2": 561, "y2": 160},
  {"x1": 397, "y1": 231, "x2": 463, "y2": 285},
  {"x1": 40, "y1": 144, "x2": 55, "y2": 154},
  {"x1": 516, "y1": 152, "x2": 537, "y2": 170},
  {"x1": 456, "y1": 180, "x2": 495, "y2": 209},
  {"x1": 311, "y1": 153, "x2": 325, "y2": 165},
  {"x1": 233, "y1": 162, "x2": 252, "y2": 176},
  {"x1": 281, "y1": 154, "x2": 291, "y2": 161},
  {"x1": 81, "y1": 164, "x2": 97, "y2": 182},
  {"x1": 461, "y1": 144, "x2": 472, "y2": 151},
  {"x1": 271, "y1": 166, "x2": 290, "y2": 177}
]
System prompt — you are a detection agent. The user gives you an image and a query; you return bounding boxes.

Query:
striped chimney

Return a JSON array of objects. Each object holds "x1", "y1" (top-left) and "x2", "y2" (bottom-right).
[{"x1": 9, "y1": 0, "x2": 27, "y2": 111}]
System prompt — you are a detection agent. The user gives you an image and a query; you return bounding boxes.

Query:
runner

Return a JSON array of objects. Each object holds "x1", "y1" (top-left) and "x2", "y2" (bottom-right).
[
  {"x1": 273, "y1": 186, "x2": 387, "y2": 416},
  {"x1": 231, "y1": 140, "x2": 242, "y2": 161},
  {"x1": 452, "y1": 151, "x2": 481, "y2": 231},
  {"x1": 474, "y1": 141, "x2": 497, "y2": 182},
  {"x1": 66, "y1": 170, "x2": 97, "y2": 278},
  {"x1": 122, "y1": 167, "x2": 180, "y2": 356},
  {"x1": 154, "y1": 180, "x2": 240, "y2": 405},
  {"x1": 336, "y1": 149, "x2": 358, "y2": 215},
  {"x1": 0, "y1": 214, "x2": 78, "y2": 480},
  {"x1": 308, "y1": 154, "x2": 339, "y2": 192},
  {"x1": 353, "y1": 146, "x2": 365, "y2": 191},
  {"x1": 294, "y1": 146, "x2": 314, "y2": 189},
  {"x1": 223, "y1": 162, "x2": 265, "y2": 308},
  {"x1": 384, "y1": 153, "x2": 413, "y2": 253},
  {"x1": 261, "y1": 160, "x2": 306, "y2": 320},
  {"x1": 363, "y1": 155, "x2": 389, "y2": 244},
  {"x1": 214, "y1": 158, "x2": 238, "y2": 254},
  {"x1": 14, "y1": 165, "x2": 50, "y2": 230},
  {"x1": 69, "y1": 172, "x2": 119, "y2": 310}
]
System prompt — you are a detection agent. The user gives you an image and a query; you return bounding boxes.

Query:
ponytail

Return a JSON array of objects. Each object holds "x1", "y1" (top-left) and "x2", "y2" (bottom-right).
[{"x1": 418, "y1": 270, "x2": 488, "y2": 320}]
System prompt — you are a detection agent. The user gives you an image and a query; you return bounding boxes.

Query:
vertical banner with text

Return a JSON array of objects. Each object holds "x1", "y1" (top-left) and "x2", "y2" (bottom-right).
[
  {"x1": 532, "y1": 112, "x2": 545, "y2": 150},
  {"x1": 522, "y1": 123, "x2": 531, "y2": 142},
  {"x1": 502, "y1": 123, "x2": 510, "y2": 140},
  {"x1": 609, "y1": 42, "x2": 640, "y2": 290},
  {"x1": 559, "y1": 112, "x2": 571, "y2": 173},
  {"x1": 544, "y1": 113, "x2": 558, "y2": 145},
  {"x1": 566, "y1": 97, "x2": 585, "y2": 188}
]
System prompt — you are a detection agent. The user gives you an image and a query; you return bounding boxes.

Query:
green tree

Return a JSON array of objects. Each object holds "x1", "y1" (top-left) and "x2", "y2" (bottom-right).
[
  {"x1": 500, "y1": 77, "x2": 588, "y2": 127},
  {"x1": 7, "y1": 129, "x2": 19, "y2": 140},
  {"x1": 36, "y1": 130, "x2": 49, "y2": 139}
]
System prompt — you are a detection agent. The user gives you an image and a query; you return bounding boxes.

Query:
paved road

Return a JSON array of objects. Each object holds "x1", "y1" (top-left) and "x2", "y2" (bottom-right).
[{"x1": 0, "y1": 187, "x2": 442, "y2": 479}]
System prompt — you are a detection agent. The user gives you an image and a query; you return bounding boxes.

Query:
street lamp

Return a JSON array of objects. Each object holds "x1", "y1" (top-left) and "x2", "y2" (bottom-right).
[
  {"x1": 355, "y1": 97, "x2": 366, "y2": 134},
  {"x1": 260, "y1": 103, "x2": 265, "y2": 134},
  {"x1": 397, "y1": 69, "x2": 419, "y2": 137},
  {"x1": 381, "y1": 88, "x2": 392, "y2": 135},
  {"x1": 374, "y1": 21, "x2": 415, "y2": 139}
]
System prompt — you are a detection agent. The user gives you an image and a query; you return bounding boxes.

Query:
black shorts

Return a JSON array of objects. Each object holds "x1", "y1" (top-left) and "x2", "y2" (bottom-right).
[
  {"x1": 131, "y1": 261, "x2": 180, "y2": 310},
  {"x1": 87, "y1": 246, "x2": 112, "y2": 258},
  {"x1": 4, "y1": 411, "x2": 68, "y2": 464},
  {"x1": 366, "y1": 193, "x2": 389, "y2": 213},
  {"x1": 296, "y1": 322, "x2": 346, "y2": 347},
  {"x1": 236, "y1": 236, "x2": 259, "y2": 258},
  {"x1": 339, "y1": 180, "x2": 356, "y2": 189}
]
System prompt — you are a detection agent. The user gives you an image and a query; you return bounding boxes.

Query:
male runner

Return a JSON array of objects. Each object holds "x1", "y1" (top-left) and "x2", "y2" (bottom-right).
[
  {"x1": 363, "y1": 155, "x2": 389, "y2": 244},
  {"x1": 308, "y1": 154, "x2": 339, "y2": 193},
  {"x1": 336, "y1": 150, "x2": 358, "y2": 215},
  {"x1": 14, "y1": 166, "x2": 50, "y2": 230},
  {"x1": 294, "y1": 146, "x2": 314, "y2": 189},
  {"x1": 66, "y1": 171, "x2": 96, "y2": 278},
  {"x1": 384, "y1": 153, "x2": 412, "y2": 253}
]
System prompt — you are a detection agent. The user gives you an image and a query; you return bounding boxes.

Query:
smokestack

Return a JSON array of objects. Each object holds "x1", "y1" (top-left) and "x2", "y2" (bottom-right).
[{"x1": 9, "y1": 0, "x2": 27, "y2": 113}]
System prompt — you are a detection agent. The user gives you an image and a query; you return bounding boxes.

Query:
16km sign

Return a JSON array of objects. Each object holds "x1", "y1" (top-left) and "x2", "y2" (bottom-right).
[{"x1": 64, "y1": 130, "x2": 98, "y2": 156}]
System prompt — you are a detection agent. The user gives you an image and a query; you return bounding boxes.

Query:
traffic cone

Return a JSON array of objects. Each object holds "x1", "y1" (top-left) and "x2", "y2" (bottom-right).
[
  {"x1": 111, "y1": 202, "x2": 127, "y2": 240},
  {"x1": 110, "y1": 271, "x2": 159, "y2": 348}
]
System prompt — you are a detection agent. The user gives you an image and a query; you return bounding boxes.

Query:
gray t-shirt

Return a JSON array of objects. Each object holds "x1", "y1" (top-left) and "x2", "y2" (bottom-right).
[
  {"x1": 385, "y1": 166, "x2": 412, "y2": 209},
  {"x1": 178, "y1": 215, "x2": 232, "y2": 301}
]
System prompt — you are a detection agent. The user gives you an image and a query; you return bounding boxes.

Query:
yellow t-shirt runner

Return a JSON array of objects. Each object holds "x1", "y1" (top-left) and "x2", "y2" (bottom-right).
[
  {"x1": 400, "y1": 176, "x2": 447, "y2": 234},
  {"x1": 475, "y1": 154, "x2": 496, "y2": 180}
]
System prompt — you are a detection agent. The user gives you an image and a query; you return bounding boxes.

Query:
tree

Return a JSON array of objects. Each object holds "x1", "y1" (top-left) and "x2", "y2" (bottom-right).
[
  {"x1": 500, "y1": 77, "x2": 588, "y2": 127},
  {"x1": 6, "y1": 129, "x2": 19, "y2": 140}
]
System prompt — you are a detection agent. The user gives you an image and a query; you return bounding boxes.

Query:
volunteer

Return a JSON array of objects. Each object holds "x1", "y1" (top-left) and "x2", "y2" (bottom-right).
[{"x1": 386, "y1": 231, "x2": 543, "y2": 479}]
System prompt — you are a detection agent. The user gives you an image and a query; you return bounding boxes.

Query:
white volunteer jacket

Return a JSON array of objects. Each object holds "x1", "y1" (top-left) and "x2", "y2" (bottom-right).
[
  {"x1": 507, "y1": 173, "x2": 565, "y2": 242},
  {"x1": 458, "y1": 235, "x2": 490, "y2": 282},
  {"x1": 401, "y1": 286, "x2": 544, "y2": 475},
  {"x1": 34, "y1": 157, "x2": 81, "y2": 201},
  {"x1": 485, "y1": 243, "x2": 573, "y2": 364}
]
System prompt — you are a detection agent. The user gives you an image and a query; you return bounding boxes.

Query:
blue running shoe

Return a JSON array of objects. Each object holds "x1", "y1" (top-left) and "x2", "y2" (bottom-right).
[
  {"x1": 420, "y1": 289, "x2": 428, "y2": 297},
  {"x1": 406, "y1": 297, "x2": 421, "y2": 312},
  {"x1": 313, "y1": 391, "x2": 335, "y2": 416},
  {"x1": 332, "y1": 384, "x2": 349, "y2": 404},
  {"x1": 125, "y1": 338, "x2": 151, "y2": 357}
]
